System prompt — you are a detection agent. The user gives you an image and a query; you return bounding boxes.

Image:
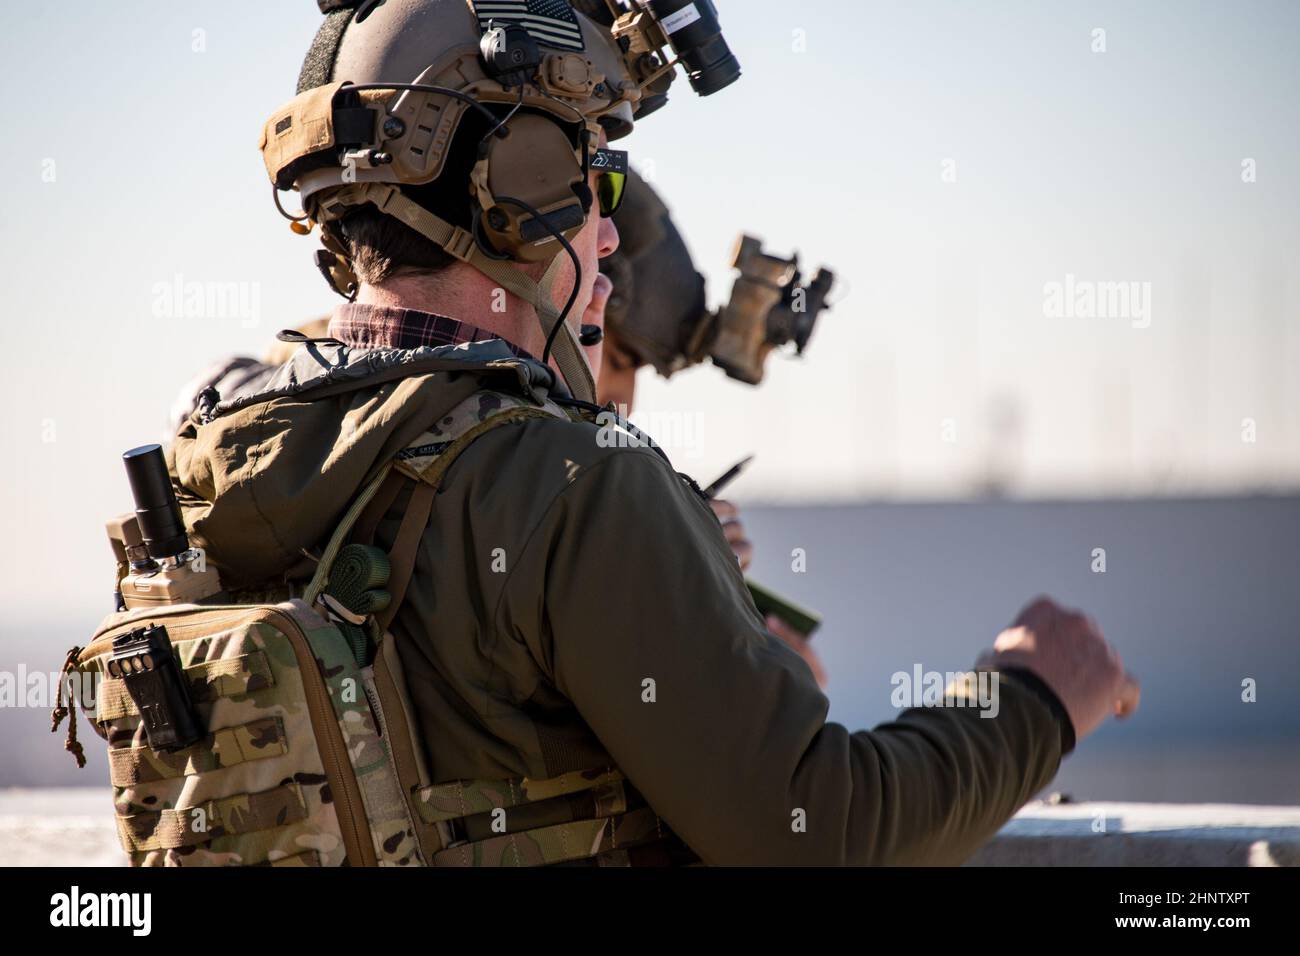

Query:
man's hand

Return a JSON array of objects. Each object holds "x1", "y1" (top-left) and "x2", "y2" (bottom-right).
[
  {"x1": 766, "y1": 614, "x2": 828, "y2": 688},
  {"x1": 706, "y1": 499, "x2": 827, "y2": 687},
  {"x1": 709, "y1": 499, "x2": 752, "y2": 571},
  {"x1": 976, "y1": 596, "x2": 1140, "y2": 744}
]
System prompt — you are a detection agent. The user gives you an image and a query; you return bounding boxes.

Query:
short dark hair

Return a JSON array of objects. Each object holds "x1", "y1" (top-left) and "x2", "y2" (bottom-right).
[
  {"x1": 340, "y1": 111, "x2": 492, "y2": 285},
  {"x1": 341, "y1": 204, "x2": 456, "y2": 285}
]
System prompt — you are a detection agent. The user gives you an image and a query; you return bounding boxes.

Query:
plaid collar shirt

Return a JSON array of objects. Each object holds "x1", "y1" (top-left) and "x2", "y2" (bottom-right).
[{"x1": 326, "y1": 303, "x2": 539, "y2": 362}]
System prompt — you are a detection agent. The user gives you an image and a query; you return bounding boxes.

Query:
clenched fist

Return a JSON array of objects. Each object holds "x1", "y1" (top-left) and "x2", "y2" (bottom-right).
[{"x1": 976, "y1": 596, "x2": 1140, "y2": 743}]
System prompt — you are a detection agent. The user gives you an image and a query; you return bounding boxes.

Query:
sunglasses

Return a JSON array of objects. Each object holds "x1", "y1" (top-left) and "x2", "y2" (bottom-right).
[{"x1": 590, "y1": 147, "x2": 629, "y2": 217}]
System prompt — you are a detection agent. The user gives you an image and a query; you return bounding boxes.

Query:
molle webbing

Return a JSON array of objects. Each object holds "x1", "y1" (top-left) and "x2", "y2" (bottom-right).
[
  {"x1": 117, "y1": 782, "x2": 308, "y2": 852},
  {"x1": 84, "y1": 603, "x2": 416, "y2": 868},
  {"x1": 95, "y1": 651, "x2": 275, "y2": 722},
  {"x1": 414, "y1": 769, "x2": 685, "y2": 867},
  {"x1": 108, "y1": 717, "x2": 288, "y2": 787}
]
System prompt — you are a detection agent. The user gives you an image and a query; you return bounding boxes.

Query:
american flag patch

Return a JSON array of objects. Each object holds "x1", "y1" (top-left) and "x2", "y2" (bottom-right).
[{"x1": 470, "y1": 0, "x2": 587, "y2": 52}]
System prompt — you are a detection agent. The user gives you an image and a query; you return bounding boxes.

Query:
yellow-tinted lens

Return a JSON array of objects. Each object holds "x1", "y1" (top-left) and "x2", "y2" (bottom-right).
[{"x1": 597, "y1": 170, "x2": 626, "y2": 217}]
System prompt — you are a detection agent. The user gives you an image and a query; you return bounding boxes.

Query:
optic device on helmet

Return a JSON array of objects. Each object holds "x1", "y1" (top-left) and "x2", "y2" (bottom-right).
[
  {"x1": 602, "y1": 168, "x2": 835, "y2": 385},
  {"x1": 261, "y1": 0, "x2": 740, "y2": 403},
  {"x1": 572, "y1": 0, "x2": 741, "y2": 109}
]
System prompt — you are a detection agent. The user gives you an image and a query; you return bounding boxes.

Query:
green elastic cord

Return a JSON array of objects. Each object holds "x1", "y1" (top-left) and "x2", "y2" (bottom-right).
[
  {"x1": 322, "y1": 544, "x2": 392, "y2": 666},
  {"x1": 304, "y1": 462, "x2": 393, "y2": 606}
]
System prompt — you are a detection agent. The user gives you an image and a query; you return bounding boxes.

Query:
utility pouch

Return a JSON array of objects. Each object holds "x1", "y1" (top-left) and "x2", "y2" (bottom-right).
[{"x1": 109, "y1": 624, "x2": 201, "y2": 752}]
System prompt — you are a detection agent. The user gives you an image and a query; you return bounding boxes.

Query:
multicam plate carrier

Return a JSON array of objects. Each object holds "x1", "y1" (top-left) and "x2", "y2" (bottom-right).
[{"x1": 63, "y1": 390, "x2": 682, "y2": 866}]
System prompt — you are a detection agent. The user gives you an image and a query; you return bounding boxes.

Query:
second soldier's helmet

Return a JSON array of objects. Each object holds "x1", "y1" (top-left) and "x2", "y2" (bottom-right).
[{"x1": 603, "y1": 167, "x2": 836, "y2": 385}]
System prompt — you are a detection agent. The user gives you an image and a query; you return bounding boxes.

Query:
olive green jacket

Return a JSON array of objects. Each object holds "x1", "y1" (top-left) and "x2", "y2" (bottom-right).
[{"x1": 170, "y1": 339, "x2": 1064, "y2": 865}]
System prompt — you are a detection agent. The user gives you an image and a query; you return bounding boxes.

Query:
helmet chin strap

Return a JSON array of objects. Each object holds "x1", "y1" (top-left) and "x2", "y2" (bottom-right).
[
  {"x1": 336, "y1": 183, "x2": 597, "y2": 402},
  {"x1": 534, "y1": 254, "x2": 599, "y2": 404}
]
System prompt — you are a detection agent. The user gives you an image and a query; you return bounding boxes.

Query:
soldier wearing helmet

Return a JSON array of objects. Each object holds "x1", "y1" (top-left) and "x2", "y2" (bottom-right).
[{"x1": 160, "y1": 0, "x2": 1137, "y2": 866}]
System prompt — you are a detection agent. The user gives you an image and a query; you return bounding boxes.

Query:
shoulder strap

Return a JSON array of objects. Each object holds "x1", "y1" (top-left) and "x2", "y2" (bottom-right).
[
  {"x1": 375, "y1": 481, "x2": 434, "y2": 633},
  {"x1": 352, "y1": 470, "x2": 406, "y2": 546},
  {"x1": 307, "y1": 393, "x2": 564, "y2": 624},
  {"x1": 376, "y1": 403, "x2": 561, "y2": 632}
]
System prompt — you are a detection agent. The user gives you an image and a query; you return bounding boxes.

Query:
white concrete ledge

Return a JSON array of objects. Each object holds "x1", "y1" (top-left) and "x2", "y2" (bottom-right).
[
  {"x1": 970, "y1": 801, "x2": 1300, "y2": 866},
  {"x1": 3, "y1": 790, "x2": 1297, "y2": 866}
]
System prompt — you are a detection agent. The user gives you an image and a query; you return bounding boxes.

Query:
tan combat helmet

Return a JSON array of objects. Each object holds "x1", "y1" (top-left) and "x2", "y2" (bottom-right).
[{"x1": 262, "y1": 0, "x2": 740, "y2": 403}]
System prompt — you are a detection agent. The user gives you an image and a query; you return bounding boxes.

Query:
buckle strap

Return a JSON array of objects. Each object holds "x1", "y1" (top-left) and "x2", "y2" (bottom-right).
[
  {"x1": 431, "y1": 806, "x2": 665, "y2": 868},
  {"x1": 414, "y1": 768, "x2": 625, "y2": 825},
  {"x1": 375, "y1": 481, "x2": 435, "y2": 634}
]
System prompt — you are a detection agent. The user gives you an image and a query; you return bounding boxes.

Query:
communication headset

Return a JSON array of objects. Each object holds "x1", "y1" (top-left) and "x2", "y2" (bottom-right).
[{"x1": 261, "y1": 0, "x2": 730, "y2": 399}]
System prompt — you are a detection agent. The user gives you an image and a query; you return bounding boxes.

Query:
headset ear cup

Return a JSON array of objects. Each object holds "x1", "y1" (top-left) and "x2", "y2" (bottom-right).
[
  {"x1": 572, "y1": 182, "x2": 594, "y2": 214},
  {"x1": 472, "y1": 206, "x2": 514, "y2": 260},
  {"x1": 476, "y1": 113, "x2": 588, "y2": 262},
  {"x1": 477, "y1": 198, "x2": 528, "y2": 260}
]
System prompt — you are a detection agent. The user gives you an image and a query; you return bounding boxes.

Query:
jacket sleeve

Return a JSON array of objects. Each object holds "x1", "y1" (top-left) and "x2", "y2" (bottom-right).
[{"x1": 497, "y1": 449, "x2": 1064, "y2": 865}]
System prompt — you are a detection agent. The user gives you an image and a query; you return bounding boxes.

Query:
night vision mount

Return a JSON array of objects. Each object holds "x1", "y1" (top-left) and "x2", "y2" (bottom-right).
[{"x1": 710, "y1": 235, "x2": 835, "y2": 385}]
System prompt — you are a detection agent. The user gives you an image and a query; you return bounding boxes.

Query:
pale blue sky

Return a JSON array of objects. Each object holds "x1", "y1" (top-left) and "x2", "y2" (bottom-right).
[{"x1": 0, "y1": 1, "x2": 1297, "y2": 609}]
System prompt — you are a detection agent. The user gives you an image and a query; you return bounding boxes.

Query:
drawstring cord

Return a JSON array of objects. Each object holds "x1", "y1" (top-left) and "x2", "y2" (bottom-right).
[{"x1": 50, "y1": 646, "x2": 86, "y2": 768}]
